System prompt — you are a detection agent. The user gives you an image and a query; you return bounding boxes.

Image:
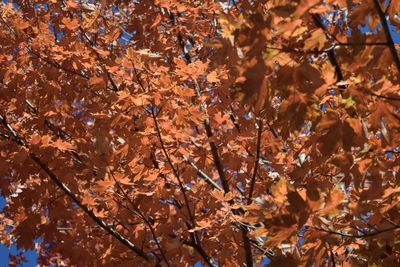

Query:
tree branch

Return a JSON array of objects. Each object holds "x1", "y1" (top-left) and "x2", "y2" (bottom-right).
[
  {"x1": 312, "y1": 14, "x2": 344, "y2": 83},
  {"x1": 373, "y1": 0, "x2": 400, "y2": 74},
  {"x1": 108, "y1": 169, "x2": 170, "y2": 267},
  {"x1": 203, "y1": 119, "x2": 231, "y2": 193},
  {"x1": 151, "y1": 109, "x2": 195, "y2": 223},
  {"x1": 184, "y1": 156, "x2": 224, "y2": 192},
  {"x1": 171, "y1": 10, "x2": 253, "y2": 266},
  {"x1": 384, "y1": 0, "x2": 393, "y2": 14},
  {"x1": 370, "y1": 92, "x2": 400, "y2": 101},
  {"x1": 247, "y1": 118, "x2": 263, "y2": 204},
  {"x1": 312, "y1": 225, "x2": 400, "y2": 238},
  {"x1": 27, "y1": 48, "x2": 89, "y2": 79},
  {"x1": 0, "y1": 114, "x2": 150, "y2": 262},
  {"x1": 337, "y1": 42, "x2": 388, "y2": 47},
  {"x1": 150, "y1": 109, "x2": 213, "y2": 267},
  {"x1": 327, "y1": 242, "x2": 336, "y2": 267}
]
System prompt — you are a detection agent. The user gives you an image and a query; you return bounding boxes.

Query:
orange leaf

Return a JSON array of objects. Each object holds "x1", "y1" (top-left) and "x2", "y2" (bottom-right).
[
  {"x1": 81, "y1": 192, "x2": 96, "y2": 206},
  {"x1": 66, "y1": 0, "x2": 79, "y2": 8},
  {"x1": 150, "y1": 13, "x2": 162, "y2": 29},
  {"x1": 319, "y1": 187, "x2": 345, "y2": 215},
  {"x1": 61, "y1": 17, "x2": 79, "y2": 30},
  {"x1": 52, "y1": 139, "x2": 76, "y2": 151},
  {"x1": 206, "y1": 71, "x2": 220, "y2": 83},
  {"x1": 304, "y1": 29, "x2": 327, "y2": 51},
  {"x1": 30, "y1": 134, "x2": 41, "y2": 145}
]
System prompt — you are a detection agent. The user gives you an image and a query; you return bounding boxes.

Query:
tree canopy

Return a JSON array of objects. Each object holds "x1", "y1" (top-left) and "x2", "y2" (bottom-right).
[{"x1": 0, "y1": 0, "x2": 400, "y2": 266}]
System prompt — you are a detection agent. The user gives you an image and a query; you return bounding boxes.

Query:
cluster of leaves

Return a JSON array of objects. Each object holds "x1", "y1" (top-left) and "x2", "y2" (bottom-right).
[{"x1": 0, "y1": 0, "x2": 400, "y2": 266}]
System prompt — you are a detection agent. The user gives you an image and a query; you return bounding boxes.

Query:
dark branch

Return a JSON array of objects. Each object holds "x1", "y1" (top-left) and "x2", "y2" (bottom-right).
[
  {"x1": 312, "y1": 14, "x2": 344, "y2": 83},
  {"x1": 373, "y1": 0, "x2": 400, "y2": 74},
  {"x1": 327, "y1": 243, "x2": 336, "y2": 267},
  {"x1": 203, "y1": 119, "x2": 231, "y2": 193},
  {"x1": 172, "y1": 11, "x2": 253, "y2": 266},
  {"x1": 370, "y1": 92, "x2": 400, "y2": 101},
  {"x1": 247, "y1": 118, "x2": 263, "y2": 204},
  {"x1": 150, "y1": 109, "x2": 213, "y2": 267},
  {"x1": 109, "y1": 169, "x2": 170, "y2": 267},
  {"x1": 0, "y1": 114, "x2": 149, "y2": 262},
  {"x1": 312, "y1": 225, "x2": 400, "y2": 238}
]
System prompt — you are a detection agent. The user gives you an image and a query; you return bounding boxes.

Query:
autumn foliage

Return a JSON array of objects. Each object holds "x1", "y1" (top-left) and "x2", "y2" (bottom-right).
[{"x1": 1, "y1": 0, "x2": 400, "y2": 266}]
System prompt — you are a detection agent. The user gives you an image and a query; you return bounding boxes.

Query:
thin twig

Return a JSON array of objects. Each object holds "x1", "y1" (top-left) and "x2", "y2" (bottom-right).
[
  {"x1": 0, "y1": 114, "x2": 149, "y2": 262},
  {"x1": 327, "y1": 242, "x2": 336, "y2": 267},
  {"x1": 373, "y1": 0, "x2": 400, "y2": 74},
  {"x1": 385, "y1": 0, "x2": 393, "y2": 14},
  {"x1": 109, "y1": 169, "x2": 170, "y2": 267},
  {"x1": 337, "y1": 42, "x2": 388, "y2": 47},
  {"x1": 247, "y1": 118, "x2": 263, "y2": 204},
  {"x1": 370, "y1": 92, "x2": 400, "y2": 101},
  {"x1": 173, "y1": 14, "x2": 254, "y2": 266},
  {"x1": 28, "y1": 48, "x2": 89, "y2": 79},
  {"x1": 151, "y1": 109, "x2": 195, "y2": 224},
  {"x1": 150, "y1": 108, "x2": 213, "y2": 267},
  {"x1": 60, "y1": 0, "x2": 120, "y2": 91},
  {"x1": 312, "y1": 225, "x2": 400, "y2": 238},
  {"x1": 312, "y1": 14, "x2": 344, "y2": 83},
  {"x1": 185, "y1": 157, "x2": 224, "y2": 192}
]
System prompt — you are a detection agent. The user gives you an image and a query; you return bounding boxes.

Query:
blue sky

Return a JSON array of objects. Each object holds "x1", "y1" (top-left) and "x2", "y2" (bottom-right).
[
  {"x1": 0, "y1": 243, "x2": 37, "y2": 267},
  {"x1": 0, "y1": 195, "x2": 38, "y2": 267}
]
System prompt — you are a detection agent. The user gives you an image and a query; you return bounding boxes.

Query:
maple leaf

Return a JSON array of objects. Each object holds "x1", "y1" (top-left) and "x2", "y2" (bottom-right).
[
  {"x1": 294, "y1": 0, "x2": 322, "y2": 17},
  {"x1": 89, "y1": 76, "x2": 106, "y2": 87},
  {"x1": 1, "y1": 1, "x2": 400, "y2": 265},
  {"x1": 188, "y1": 220, "x2": 212, "y2": 232},
  {"x1": 321, "y1": 62, "x2": 336, "y2": 85},
  {"x1": 14, "y1": 18, "x2": 30, "y2": 30},
  {"x1": 61, "y1": 17, "x2": 80, "y2": 30},
  {"x1": 206, "y1": 70, "x2": 220, "y2": 83},
  {"x1": 265, "y1": 226, "x2": 296, "y2": 247},
  {"x1": 52, "y1": 139, "x2": 76, "y2": 151},
  {"x1": 150, "y1": 13, "x2": 162, "y2": 29},
  {"x1": 271, "y1": 177, "x2": 288, "y2": 204},
  {"x1": 94, "y1": 179, "x2": 115, "y2": 193},
  {"x1": 319, "y1": 187, "x2": 345, "y2": 215},
  {"x1": 114, "y1": 173, "x2": 134, "y2": 185},
  {"x1": 304, "y1": 29, "x2": 327, "y2": 51},
  {"x1": 371, "y1": 101, "x2": 400, "y2": 128},
  {"x1": 82, "y1": 9, "x2": 100, "y2": 29},
  {"x1": 213, "y1": 112, "x2": 229, "y2": 125},
  {"x1": 30, "y1": 134, "x2": 41, "y2": 145},
  {"x1": 81, "y1": 191, "x2": 96, "y2": 206},
  {"x1": 212, "y1": 190, "x2": 234, "y2": 202},
  {"x1": 218, "y1": 13, "x2": 246, "y2": 44}
]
